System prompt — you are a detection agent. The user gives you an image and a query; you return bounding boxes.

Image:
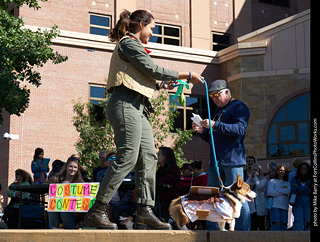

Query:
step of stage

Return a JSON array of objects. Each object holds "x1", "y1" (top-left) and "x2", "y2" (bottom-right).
[{"x1": 0, "y1": 230, "x2": 311, "y2": 242}]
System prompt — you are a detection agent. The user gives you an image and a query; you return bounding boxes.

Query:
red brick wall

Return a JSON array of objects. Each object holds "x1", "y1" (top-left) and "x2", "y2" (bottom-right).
[
  {"x1": 136, "y1": 0, "x2": 191, "y2": 47},
  {"x1": 20, "y1": 0, "x2": 115, "y2": 34},
  {"x1": 251, "y1": 0, "x2": 298, "y2": 31},
  {"x1": 210, "y1": 0, "x2": 234, "y2": 34}
]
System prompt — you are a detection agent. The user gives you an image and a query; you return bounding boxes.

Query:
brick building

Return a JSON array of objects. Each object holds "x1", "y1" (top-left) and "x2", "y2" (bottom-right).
[{"x1": 0, "y1": 0, "x2": 310, "y2": 203}]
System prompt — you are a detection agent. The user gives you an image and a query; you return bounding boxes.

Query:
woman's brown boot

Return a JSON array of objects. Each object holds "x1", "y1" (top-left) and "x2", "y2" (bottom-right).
[
  {"x1": 84, "y1": 200, "x2": 117, "y2": 229},
  {"x1": 134, "y1": 204, "x2": 172, "y2": 230}
]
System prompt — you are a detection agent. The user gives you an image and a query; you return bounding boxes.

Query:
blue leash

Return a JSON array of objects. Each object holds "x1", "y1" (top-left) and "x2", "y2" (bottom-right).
[
  {"x1": 202, "y1": 79, "x2": 224, "y2": 189},
  {"x1": 174, "y1": 79, "x2": 224, "y2": 188}
]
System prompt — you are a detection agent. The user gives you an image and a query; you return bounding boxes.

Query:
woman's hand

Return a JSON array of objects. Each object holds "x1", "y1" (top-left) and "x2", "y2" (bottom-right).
[
  {"x1": 189, "y1": 72, "x2": 204, "y2": 85},
  {"x1": 164, "y1": 80, "x2": 178, "y2": 90},
  {"x1": 178, "y1": 72, "x2": 204, "y2": 85}
]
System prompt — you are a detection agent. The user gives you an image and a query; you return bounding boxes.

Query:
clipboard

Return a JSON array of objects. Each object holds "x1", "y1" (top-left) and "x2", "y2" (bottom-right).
[{"x1": 42, "y1": 158, "x2": 50, "y2": 168}]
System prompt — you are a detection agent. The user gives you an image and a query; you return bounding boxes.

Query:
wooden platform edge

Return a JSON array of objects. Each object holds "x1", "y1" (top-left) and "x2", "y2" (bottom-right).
[{"x1": 0, "y1": 230, "x2": 311, "y2": 242}]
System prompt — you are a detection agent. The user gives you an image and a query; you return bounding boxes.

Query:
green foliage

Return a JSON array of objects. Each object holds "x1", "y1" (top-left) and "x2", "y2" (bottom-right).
[
  {"x1": 73, "y1": 90, "x2": 193, "y2": 177},
  {"x1": 149, "y1": 90, "x2": 193, "y2": 167},
  {"x1": 72, "y1": 98, "x2": 115, "y2": 177},
  {"x1": 0, "y1": 0, "x2": 68, "y2": 125},
  {"x1": 0, "y1": 0, "x2": 45, "y2": 10}
]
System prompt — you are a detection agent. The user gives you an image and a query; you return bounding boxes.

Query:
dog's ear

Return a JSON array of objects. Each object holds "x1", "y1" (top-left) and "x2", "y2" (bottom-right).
[{"x1": 236, "y1": 175, "x2": 243, "y2": 188}]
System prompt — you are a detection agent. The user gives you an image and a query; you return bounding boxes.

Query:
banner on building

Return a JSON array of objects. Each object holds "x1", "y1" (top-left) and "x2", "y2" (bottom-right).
[{"x1": 47, "y1": 183, "x2": 99, "y2": 212}]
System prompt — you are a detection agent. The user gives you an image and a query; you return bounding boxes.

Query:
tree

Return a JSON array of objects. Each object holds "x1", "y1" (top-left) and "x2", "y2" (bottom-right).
[
  {"x1": 72, "y1": 90, "x2": 193, "y2": 177},
  {"x1": 72, "y1": 97, "x2": 115, "y2": 177},
  {"x1": 0, "y1": 0, "x2": 68, "y2": 125},
  {"x1": 148, "y1": 90, "x2": 193, "y2": 166}
]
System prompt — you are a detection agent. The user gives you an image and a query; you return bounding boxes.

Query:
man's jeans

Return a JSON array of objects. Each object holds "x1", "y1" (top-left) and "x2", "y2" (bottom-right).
[{"x1": 206, "y1": 165, "x2": 251, "y2": 231}]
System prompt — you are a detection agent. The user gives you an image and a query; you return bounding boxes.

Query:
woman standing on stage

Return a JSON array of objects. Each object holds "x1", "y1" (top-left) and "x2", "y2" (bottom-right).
[{"x1": 84, "y1": 9, "x2": 203, "y2": 230}]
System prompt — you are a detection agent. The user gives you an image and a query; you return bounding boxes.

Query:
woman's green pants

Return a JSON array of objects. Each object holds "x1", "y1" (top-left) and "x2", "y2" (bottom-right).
[{"x1": 96, "y1": 85, "x2": 157, "y2": 206}]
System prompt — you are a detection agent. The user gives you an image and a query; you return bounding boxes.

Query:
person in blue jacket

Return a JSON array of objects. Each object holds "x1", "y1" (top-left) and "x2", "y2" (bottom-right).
[
  {"x1": 291, "y1": 162, "x2": 311, "y2": 231},
  {"x1": 192, "y1": 79, "x2": 250, "y2": 231},
  {"x1": 31, "y1": 148, "x2": 50, "y2": 184}
]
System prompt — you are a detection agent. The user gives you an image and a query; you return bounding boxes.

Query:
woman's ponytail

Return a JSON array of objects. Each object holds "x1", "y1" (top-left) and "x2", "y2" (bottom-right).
[
  {"x1": 108, "y1": 9, "x2": 131, "y2": 42},
  {"x1": 108, "y1": 9, "x2": 154, "y2": 43}
]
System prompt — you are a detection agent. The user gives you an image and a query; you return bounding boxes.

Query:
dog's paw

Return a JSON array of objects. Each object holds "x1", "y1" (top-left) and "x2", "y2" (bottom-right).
[{"x1": 177, "y1": 224, "x2": 190, "y2": 230}]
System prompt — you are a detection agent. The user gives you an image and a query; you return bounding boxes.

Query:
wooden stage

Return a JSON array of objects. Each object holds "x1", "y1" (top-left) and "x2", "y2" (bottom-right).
[{"x1": 0, "y1": 230, "x2": 311, "y2": 242}]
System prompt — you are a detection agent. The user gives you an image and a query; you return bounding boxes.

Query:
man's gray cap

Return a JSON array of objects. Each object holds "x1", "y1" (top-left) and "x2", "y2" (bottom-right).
[{"x1": 208, "y1": 79, "x2": 228, "y2": 93}]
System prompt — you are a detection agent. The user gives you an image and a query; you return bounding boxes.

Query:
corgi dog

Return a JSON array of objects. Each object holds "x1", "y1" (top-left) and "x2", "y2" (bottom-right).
[{"x1": 169, "y1": 175, "x2": 256, "y2": 231}]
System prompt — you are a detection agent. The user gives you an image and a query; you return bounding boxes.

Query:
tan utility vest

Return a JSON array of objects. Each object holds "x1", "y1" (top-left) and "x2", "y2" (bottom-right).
[{"x1": 106, "y1": 36, "x2": 156, "y2": 99}]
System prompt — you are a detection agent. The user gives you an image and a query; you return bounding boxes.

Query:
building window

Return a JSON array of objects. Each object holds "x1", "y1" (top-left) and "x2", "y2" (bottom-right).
[
  {"x1": 259, "y1": 0, "x2": 289, "y2": 7},
  {"x1": 149, "y1": 23, "x2": 181, "y2": 46},
  {"x1": 212, "y1": 32, "x2": 231, "y2": 51},
  {"x1": 90, "y1": 13, "x2": 111, "y2": 36},
  {"x1": 89, "y1": 84, "x2": 107, "y2": 123},
  {"x1": 267, "y1": 92, "x2": 310, "y2": 157},
  {"x1": 169, "y1": 94, "x2": 217, "y2": 131}
]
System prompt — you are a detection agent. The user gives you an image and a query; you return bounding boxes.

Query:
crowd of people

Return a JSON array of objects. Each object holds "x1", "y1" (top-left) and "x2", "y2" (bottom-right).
[
  {"x1": 0, "y1": 146, "x2": 311, "y2": 232},
  {"x1": 245, "y1": 157, "x2": 311, "y2": 231}
]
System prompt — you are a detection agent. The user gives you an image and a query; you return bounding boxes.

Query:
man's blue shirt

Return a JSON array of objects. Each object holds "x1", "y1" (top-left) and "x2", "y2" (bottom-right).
[{"x1": 201, "y1": 99, "x2": 250, "y2": 167}]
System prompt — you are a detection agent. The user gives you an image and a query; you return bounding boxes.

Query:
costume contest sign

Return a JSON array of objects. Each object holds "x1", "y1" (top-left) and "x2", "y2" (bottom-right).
[{"x1": 48, "y1": 183, "x2": 99, "y2": 212}]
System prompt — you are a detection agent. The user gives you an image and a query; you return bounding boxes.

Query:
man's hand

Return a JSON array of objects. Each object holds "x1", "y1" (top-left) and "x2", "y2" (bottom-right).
[
  {"x1": 200, "y1": 119, "x2": 215, "y2": 130},
  {"x1": 192, "y1": 122, "x2": 203, "y2": 134}
]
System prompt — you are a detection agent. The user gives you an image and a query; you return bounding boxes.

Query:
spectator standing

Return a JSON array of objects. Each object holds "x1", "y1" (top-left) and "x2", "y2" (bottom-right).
[
  {"x1": 246, "y1": 164, "x2": 268, "y2": 230},
  {"x1": 95, "y1": 150, "x2": 116, "y2": 182},
  {"x1": 31, "y1": 148, "x2": 50, "y2": 184},
  {"x1": 265, "y1": 161, "x2": 278, "y2": 230},
  {"x1": 48, "y1": 155, "x2": 84, "y2": 229},
  {"x1": 291, "y1": 162, "x2": 311, "y2": 231},
  {"x1": 267, "y1": 165, "x2": 291, "y2": 231},
  {"x1": 192, "y1": 79, "x2": 250, "y2": 231},
  {"x1": 244, "y1": 156, "x2": 256, "y2": 181},
  {"x1": 288, "y1": 158, "x2": 306, "y2": 185},
  {"x1": 265, "y1": 162, "x2": 278, "y2": 182},
  {"x1": 92, "y1": 150, "x2": 109, "y2": 182},
  {"x1": 156, "y1": 147, "x2": 181, "y2": 221}
]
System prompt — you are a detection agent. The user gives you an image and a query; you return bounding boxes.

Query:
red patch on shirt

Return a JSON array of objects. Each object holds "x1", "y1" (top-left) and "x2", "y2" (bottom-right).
[{"x1": 129, "y1": 35, "x2": 151, "y2": 54}]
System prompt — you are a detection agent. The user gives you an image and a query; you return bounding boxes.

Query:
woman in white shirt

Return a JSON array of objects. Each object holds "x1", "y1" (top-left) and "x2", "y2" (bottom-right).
[
  {"x1": 267, "y1": 165, "x2": 291, "y2": 231},
  {"x1": 246, "y1": 164, "x2": 268, "y2": 230}
]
